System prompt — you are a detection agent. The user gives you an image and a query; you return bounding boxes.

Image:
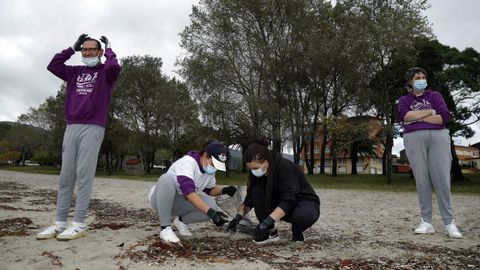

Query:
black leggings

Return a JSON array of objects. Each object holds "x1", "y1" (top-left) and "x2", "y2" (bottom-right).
[{"x1": 251, "y1": 184, "x2": 320, "y2": 234}]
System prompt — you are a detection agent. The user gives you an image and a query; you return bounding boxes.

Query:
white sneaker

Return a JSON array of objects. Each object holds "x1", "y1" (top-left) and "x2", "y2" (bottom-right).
[
  {"x1": 159, "y1": 226, "x2": 180, "y2": 243},
  {"x1": 173, "y1": 217, "x2": 192, "y2": 236},
  {"x1": 36, "y1": 221, "x2": 67, "y2": 240},
  {"x1": 414, "y1": 219, "x2": 435, "y2": 234},
  {"x1": 56, "y1": 222, "x2": 87, "y2": 241},
  {"x1": 445, "y1": 220, "x2": 463, "y2": 238}
]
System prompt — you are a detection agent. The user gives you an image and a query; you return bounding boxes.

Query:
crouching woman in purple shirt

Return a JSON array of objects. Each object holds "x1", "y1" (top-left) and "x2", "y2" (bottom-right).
[
  {"x1": 396, "y1": 67, "x2": 462, "y2": 238},
  {"x1": 148, "y1": 140, "x2": 237, "y2": 243}
]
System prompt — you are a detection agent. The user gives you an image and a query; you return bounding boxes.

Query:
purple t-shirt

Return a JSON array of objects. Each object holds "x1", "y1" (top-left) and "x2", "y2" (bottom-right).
[
  {"x1": 396, "y1": 90, "x2": 450, "y2": 134},
  {"x1": 47, "y1": 47, "x2": 121, "y2": 127}
]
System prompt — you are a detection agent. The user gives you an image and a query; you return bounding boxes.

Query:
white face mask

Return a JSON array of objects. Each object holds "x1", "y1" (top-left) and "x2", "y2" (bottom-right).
[
  {"x1": 82, "y1": 56, "x2": 99, "y2": 67},
  {"x1": 251, "y1": 162, "x2": 266, "y2": 177}
]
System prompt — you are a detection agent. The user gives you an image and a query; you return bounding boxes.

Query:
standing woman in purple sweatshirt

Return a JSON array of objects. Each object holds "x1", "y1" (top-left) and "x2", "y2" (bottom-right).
[
  {"x1": 36, "y1": 34, "x2": 121, "y2": 241},
  {"x1": 397, "y1": 67, "x2": 462, "y2": 238}
]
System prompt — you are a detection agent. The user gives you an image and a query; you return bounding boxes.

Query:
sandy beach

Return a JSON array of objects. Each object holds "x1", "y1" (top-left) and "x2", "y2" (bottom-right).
[{"x1": 0, "y1": 170, "x2": 478, "y2": 269}]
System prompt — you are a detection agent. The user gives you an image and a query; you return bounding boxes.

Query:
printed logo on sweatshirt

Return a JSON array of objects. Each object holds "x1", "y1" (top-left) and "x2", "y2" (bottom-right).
[
  {"x1": 76, "y1": 72, "x2": 98, "y2": 95},
  {"x1": 410, "y1": 99, "x2": 432, "y2": 111}
]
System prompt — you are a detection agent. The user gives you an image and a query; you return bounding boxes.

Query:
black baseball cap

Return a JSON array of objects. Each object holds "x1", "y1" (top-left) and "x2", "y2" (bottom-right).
[{"x1": 206, "y1": 141, "x2": 227, "y2": 171}]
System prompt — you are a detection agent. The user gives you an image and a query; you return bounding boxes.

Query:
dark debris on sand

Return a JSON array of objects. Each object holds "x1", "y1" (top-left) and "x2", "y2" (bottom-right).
[
  {"x1": 0, "y1": 217, "x2": 33, "y2": 237},
  {"x1": 0, "y1": 179, "x2": 158, "y2": 232},
  {"x1": 89, "y1": 198, "x2": 158, "y2": 230},
  {"x1": 1, "y1": 179, "x2": 478, "y2": 269},
  {"x1": 40, "y1": 251, "x2": 63, "y2": 266},
  {"x1": 0, "y1": 181, "x2": 58, "y2": 207},
  {"x1": 119, "y1": 233, "x2": 480, "y2": 269},
  {"x1": 0, "y1": 181, "x2": 29, "y2": 191},
  {"x1": 0, "y1": 181, "x2": 29, "y2": 204},
  {"x1": 25, "y1": 189, "x2": 58, "y2": 206}
]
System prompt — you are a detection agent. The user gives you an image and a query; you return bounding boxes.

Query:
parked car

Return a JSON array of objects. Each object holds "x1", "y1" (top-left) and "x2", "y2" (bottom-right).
[{"x1": 24, "y1": 160, "x2": 40, "y2": 166}]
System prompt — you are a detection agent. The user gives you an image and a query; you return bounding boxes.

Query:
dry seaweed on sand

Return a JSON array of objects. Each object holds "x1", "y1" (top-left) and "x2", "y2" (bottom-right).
[
  {"x1": 88, "y1": 198, "x2": 158, "y2": 229},
  {"x1": 40, "y1": 251, "x2": 63, "y2": 266},
  {"x1": 0, "y1": 217, "x2": 33, "y2": 237},
  {"x1": 118, "y1": 233, "x2": 480, "y2": 269}
]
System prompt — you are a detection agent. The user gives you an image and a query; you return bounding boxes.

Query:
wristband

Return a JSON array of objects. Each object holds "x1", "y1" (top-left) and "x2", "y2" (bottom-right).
[
  {"x1": 431, "y1": 109, "x2": 436, "y2": 115},
  {"x1": 262, "y1": 216, "x2": 275, "y2": 226},
  {"x1": 206, "y1": 208, "x2": 216, "y2": 219}
]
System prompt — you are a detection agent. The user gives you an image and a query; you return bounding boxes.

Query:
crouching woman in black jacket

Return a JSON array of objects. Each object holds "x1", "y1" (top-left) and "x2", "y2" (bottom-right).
[{"x1": 228, "y1": 141, "x2": 320, "y2": 244}]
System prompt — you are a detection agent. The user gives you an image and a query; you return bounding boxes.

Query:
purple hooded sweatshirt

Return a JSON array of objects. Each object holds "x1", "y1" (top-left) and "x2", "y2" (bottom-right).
[
  {"x1": 396, "y1": 90, "x2": 450, "y2": 134},
  {"x1": 47, "y1": 47, "x2": 121, "y2": 127}
]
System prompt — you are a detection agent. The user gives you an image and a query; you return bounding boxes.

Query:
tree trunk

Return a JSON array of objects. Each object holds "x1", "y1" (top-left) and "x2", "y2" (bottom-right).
[
  {"x1": 292, "y1": 133, "x2": 302, "y2": 166},
  {"x1": 303, "y1": 142, "x2": 312, "y2": 174},
  {"x1": 450, "y1": 138, "x2": 465, "y2": 182},
  {"x1": 385, "y1": 112, "x2": 394, "y2": 184},
  {"x1": 331, "y1": 135, "x2": 337, "y2": 177},
  {"x1": 385, "y1": 134, "x2": 393, "y2": 183},
  {"x1": 142, "y1": 147, "x2": 153, "y2": 175},
  {"x1": 351, "y1": 141, "x2": 358, "y2": 174},
  {"x1": 308, "y1": 135, "x2": 315, "y2": 175},
  {"x1": 107, "y1": 151, "x2": 114, "y2": 175},
  {"x1": 225, "y1": 151, "x2": 230, "y2": 178},
  {"x1": 272, "y1": 122, "x2": 282, "y2": 154},
  {"x1": 320, "y1": 123, "x2": 328, "y2": 174}
]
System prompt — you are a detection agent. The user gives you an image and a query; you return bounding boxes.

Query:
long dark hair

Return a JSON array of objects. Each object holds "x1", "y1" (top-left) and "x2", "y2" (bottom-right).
[{"x1": 243, "y1": 140, "x2": 275, "y2": 211}]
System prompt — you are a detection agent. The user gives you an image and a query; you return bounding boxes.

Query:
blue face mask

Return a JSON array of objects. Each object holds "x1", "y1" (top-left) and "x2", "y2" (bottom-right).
[
  {"x1": 203, "y1": 164, "x2": 217, "y2": 175},
  {"x1": 82, "y1": 56, "x2": 99, "y2": 67},
  {"x1": 413, "y1": 79, "x2": 427, "y2": 92}
]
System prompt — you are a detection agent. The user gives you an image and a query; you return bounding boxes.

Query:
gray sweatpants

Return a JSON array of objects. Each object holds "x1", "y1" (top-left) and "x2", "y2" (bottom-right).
[
  {"x1": 56, "y1": 124, "x2": 105, "y2": 223},
  {"x1": 403, "y1": 129, "x2": 455, "y2": 225},
  {"x1": 150, "y1": 174, "x2": 218, "y2": 227}
]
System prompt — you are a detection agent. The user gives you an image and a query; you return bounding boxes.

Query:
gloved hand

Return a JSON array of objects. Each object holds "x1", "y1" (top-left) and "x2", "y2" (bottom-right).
[
  {"x1": 222, "y1": 186, "x2": 237, "y2": 197},
  {"x1": 207, "y1": 208, "x2": 228, "y2": 226},
  {"x1": 227, "y1": 214, "x2": 243, "y2": 232},
  {"x1": 254, "y1": 216, "x2": 274, "y2": 242},
  {"x1": 100, "y1": 36, "x2": 111, "y2": 49},
  {"x1": 73, "y1": 34, "x2": 89, "y2": 51}
]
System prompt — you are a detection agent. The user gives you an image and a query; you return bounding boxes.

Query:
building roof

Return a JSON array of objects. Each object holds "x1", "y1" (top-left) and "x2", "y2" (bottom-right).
[{"x1": 125, "y1": 158, "x2": 142, "y2": 165}]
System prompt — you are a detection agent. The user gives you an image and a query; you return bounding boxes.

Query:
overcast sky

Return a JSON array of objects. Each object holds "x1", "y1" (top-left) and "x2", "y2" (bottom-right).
[{"x1": 1, "y1": 0, "x2": 479, "y2": 153}]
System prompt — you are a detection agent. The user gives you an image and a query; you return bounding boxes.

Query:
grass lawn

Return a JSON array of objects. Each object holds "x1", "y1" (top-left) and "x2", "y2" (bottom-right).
[
  {"x1": 2, "y1": 166, "x2": 479, "y2": 195},
  {"x1": 216, "y1": 171, "x2": 480, "y2": 195},
  {"x1": 0, "y1": 166, "x2": 160, "y2": 181}
]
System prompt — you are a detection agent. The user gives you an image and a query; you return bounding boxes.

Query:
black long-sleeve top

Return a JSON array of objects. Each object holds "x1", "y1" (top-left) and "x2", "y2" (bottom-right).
[{"x1": 243, "y1": 152, "x2": 320, "y2": 214}]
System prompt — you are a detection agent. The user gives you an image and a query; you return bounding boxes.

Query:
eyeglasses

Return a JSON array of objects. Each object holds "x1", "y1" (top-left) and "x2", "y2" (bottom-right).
[{"x1": 81, "y1": 47, "x2": 100, "y2": 53}]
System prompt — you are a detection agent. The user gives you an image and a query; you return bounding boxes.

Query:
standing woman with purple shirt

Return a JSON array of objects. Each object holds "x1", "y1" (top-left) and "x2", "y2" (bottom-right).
[
  {"x1": 148, "y1": 140, "x2": 237, "y2": 243},
  {"x1": 397, "y1": 67, "x2": 462, "y2": 238},
  {"x1": 36, "y1": 34, "x2": 121, "y2": 240}
]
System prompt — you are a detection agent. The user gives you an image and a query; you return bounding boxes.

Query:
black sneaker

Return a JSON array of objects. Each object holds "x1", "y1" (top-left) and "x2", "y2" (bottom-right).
[
  {"x1": 253, "y1": 229, "x2": 280, "y2": 244},
  {"x1": 292, "y1": 231, "x2": 304, "y2": 242}
]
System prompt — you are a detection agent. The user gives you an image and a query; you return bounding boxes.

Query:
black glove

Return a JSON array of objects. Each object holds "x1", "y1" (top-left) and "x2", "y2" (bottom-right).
[
  {"x1": 228, "y1": 214, "x2": 243, "y2": 232},
  {"x1": 73, "y1": 34, "x2": 89, "y2": 51},
  {"x1": 207, "y1": 208, "x2": 228, "y2": 226},
  {"x1": 100, "y1": 35, "x2": 111, "y2": 49},
  {"x1": 222, "y1": 186, "x2": 237, "y2": 197},
  {"x1": 254, "y1": 216, "x2": 274, "y2": 242}
]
